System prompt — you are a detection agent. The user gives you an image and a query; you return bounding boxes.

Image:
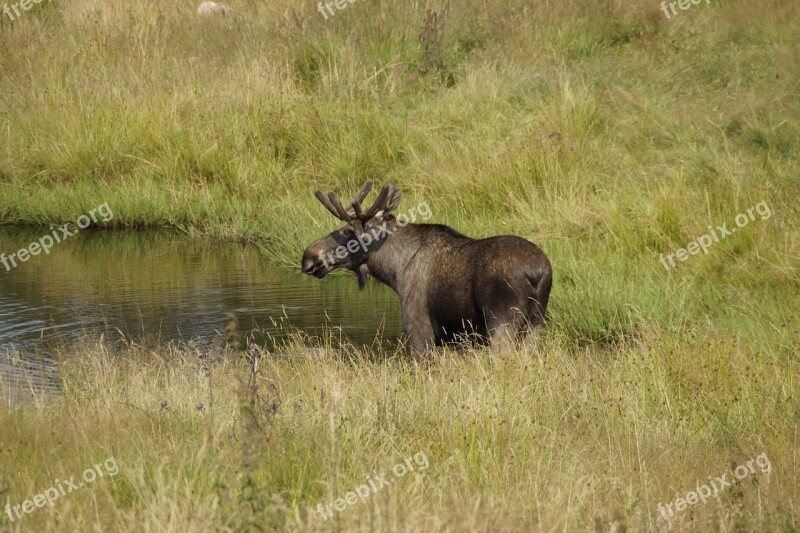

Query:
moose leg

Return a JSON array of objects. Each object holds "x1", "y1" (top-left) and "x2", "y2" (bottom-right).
[
  {"x1": 524, "y1": 299, "x2": 546, "y2": 339},
  {"x1": 401, "y1": 304, "x2": 436, "y2": 355},
  {"x1": 485, "y1": 309, "x2": 523, "y2": 352},
  {"x1": 525, "y1": 274, "x2": 552, "y2": 349},
  {"x1": 522, "y1": 322, "x2": 544, "y2": 353},
  {"x1": 408, "y1": 326, "x2": 436, "y2": 355}
]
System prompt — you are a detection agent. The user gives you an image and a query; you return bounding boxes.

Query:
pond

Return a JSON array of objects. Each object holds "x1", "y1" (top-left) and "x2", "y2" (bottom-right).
[{"x1": 0, "y1": 230, "x2": 403, "y2": 404}]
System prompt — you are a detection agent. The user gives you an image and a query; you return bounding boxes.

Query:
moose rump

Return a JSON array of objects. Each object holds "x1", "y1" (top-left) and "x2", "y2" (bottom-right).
[{"x1": 388, "y1": 226, "x2": 552, "y2": 349}]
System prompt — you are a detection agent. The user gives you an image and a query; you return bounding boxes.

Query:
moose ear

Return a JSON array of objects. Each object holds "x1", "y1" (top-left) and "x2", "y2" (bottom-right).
[{"x1": 384, "y1": 186, "x2": 401, "y2": 213}]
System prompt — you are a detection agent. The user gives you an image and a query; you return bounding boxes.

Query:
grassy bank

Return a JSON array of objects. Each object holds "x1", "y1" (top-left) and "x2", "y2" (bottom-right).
[
  {"x1": 1, "y1": 1, "x2": 798, "y2": 255},
  {"x1": 1, "y1": 332, "x2": 797, "y2": 531}
]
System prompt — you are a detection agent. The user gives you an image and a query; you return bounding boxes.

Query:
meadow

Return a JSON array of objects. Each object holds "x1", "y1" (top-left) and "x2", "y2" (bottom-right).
[{"x1": 1, "y1": 0, "x2": 799, "y2": 530}]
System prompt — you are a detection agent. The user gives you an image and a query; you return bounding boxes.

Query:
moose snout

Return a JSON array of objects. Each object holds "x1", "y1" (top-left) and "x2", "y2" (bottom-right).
[
  {"x1": 301, "y1": 253, "x2": 318, "y2": 274},
  {"x1": 301, "y1": 249, "x2": 330, "y2": 277}
]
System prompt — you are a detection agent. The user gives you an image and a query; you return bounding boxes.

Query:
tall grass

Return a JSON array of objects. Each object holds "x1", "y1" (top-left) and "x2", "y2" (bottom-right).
[{"x1": 1, "y1": 333, "x2": 797, "y2": 531}]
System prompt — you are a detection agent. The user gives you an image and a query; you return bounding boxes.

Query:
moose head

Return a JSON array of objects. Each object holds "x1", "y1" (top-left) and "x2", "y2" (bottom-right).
[{"x1": 301, "y1": 180, "x2": 401, "y2": 289}]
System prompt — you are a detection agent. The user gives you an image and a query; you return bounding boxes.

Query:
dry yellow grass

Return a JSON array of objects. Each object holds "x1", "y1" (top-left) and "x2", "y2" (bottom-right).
[{"x1": 1, "y1": 330, "x2": 797, "y2": 531}]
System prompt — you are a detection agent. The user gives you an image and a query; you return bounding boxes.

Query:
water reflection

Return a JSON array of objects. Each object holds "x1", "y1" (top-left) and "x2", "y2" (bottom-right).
[{"x1": 0, "y1": 229, "x2": 403, "y2": 403}]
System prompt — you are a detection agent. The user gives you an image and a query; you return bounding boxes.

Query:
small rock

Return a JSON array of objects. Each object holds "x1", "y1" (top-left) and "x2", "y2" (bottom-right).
[{"x1": 197, "y1": 1, "x2": 232, "y2": 17}]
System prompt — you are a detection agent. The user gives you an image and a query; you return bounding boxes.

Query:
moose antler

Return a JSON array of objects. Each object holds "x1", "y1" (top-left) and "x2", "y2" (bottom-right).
[
  {"x1": 314, "y1": 180, "x2": 393, "y2": 225},
  {"x1": 353, "y1": 185, "x2": 392, "y2": 220},
  {"x1": 314, "y1": 189, "x2": 344, "y2": 220}
]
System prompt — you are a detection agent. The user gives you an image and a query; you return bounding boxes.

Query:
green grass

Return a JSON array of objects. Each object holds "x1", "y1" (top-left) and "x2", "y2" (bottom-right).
[{"x1": 0, "y1": 0, "x2": 799, "y2": 530}]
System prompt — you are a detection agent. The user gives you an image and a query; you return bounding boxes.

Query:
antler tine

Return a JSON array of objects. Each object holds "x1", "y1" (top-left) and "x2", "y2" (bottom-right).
[
  {"x1": 353, "y1": 180, "x2": 374, "y2": 206},
  {"x1": 351, "y1": 201, "x2": 364, "y2": 218},
  {"x1": 327, "y1": 191, "x2": 353, "y2": 221},
  {"x1": 361, "y1": 185, "x2": 392, "y2": 220},
  {"x1": 314, "y1": 190, "x2": 347, "y2": 221},
  {"x1": 350, "y1": 180, "x2": 374, "y2": 223}
]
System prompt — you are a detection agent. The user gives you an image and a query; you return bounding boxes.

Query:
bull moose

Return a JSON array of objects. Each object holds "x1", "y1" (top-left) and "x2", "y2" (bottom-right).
[{"x1": 301, "y1": 181, "x2": 552, "y2": 353}]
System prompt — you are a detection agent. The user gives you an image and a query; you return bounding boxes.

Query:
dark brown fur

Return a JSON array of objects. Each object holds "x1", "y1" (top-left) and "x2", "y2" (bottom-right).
[{"x1": 301, "y1": 182, "x2": 552, "y2": 354}]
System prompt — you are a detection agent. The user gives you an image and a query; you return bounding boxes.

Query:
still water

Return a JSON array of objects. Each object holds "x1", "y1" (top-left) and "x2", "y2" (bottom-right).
[{"x1": 0, "y1": 230, "x2": 403, "y2": 403}]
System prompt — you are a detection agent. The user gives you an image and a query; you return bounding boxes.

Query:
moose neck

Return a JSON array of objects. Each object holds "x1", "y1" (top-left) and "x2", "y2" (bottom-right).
[{"x1": 364, "y1": 222, "x2": 424, "y2": 292}]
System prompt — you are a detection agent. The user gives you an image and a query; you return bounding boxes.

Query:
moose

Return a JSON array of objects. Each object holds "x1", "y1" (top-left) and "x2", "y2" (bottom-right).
[{"x1": 301, "y1": 181, "x2": 552, "y2": 354}]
